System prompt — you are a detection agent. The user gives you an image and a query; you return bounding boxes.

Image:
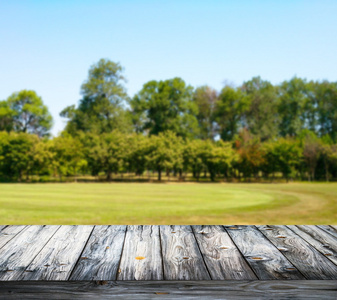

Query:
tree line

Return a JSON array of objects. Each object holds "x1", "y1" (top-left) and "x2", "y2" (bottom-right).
[{"x1": 1, "y1": 58, "x2": 337, "y2": 182}]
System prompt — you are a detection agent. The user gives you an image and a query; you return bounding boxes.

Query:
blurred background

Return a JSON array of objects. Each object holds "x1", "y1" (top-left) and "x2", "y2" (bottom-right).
[{"x1": 0, "y1": 0, "x2": 336, "y2": 224}]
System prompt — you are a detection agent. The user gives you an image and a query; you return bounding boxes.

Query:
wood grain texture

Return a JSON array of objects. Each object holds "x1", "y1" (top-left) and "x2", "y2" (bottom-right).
[
  {"x1": 0, "y1": 225, "x2": 59, "y2": 280},
  {"x1": 1, "y1": 281, "x2": 336, "y2": 300},
  {"x1": 192, "y1": 225, "x2": 257, "y2": 280},
  {"x1": 287, "y1": 225, "x2": 337, "y2": 265},
  {"x1": 20, "y1": 225, "x2": 94, "y2": 280},
  {"x1": 225, "y1": 225, "x2": 304, "y2": 280},
  {"x1": 330, "y1": 225, "x2": 337, "y2": 232},
  {"x1": 258, "y1": 225, "x2": 337, "y2": 279},
  {"x1": 0, "y1": 226, "x2": 6, "y2": 233},
  {"x1": 70, "y1": 225, "x2": 126, "y2": 281},
  {"x1": 118, "y1": 225, "x2": 163, "y2": 280},
  {"x1": 0, "y1": 224, "x2": 336, "y2": 283},
  {"x1": 160, "y1": 225, "x2": 211, "y2": 280},
  {"x1": 0, "y1": 225, "x2": 26, "y2": 249},
  {"x1": 316, "y1": 225, "x2": 337, "y2": 239}
]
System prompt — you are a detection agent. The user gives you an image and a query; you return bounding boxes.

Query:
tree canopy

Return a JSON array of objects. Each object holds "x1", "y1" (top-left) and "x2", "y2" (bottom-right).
[
  {"x1": 192, "y1": 86, "x2": 218, "y2": 140},
  {"x1": 130, "y1": 78, "x2": 199, "y2": 138},
  {"x1": 2, "y1": 58, "x2": 337, "y2": 183},
  {"x1": 4, "y1": 90, "x2": 52, "y2": 137},
  {"x1": 61, "y1": 58, "x2": 132, "y2": 135},
  {"x1": 214, "y1": 86, "x2": 249, "y2": 141}
]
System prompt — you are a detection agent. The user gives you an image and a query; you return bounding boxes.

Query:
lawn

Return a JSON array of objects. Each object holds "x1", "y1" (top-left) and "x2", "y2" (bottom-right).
[{"x1": 0, "y1": 182, "x2": 336, "y2": 224}]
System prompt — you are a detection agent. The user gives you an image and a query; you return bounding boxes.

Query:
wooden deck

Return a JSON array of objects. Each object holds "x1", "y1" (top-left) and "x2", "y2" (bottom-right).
[{"x1": 0, "y1": 225, "x2": 336, "y2": 299}]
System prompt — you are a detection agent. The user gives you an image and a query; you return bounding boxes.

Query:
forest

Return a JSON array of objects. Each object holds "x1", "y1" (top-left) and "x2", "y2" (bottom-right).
[{"x1": 0, "y1": 58, "x2": 337, "y2": 182}]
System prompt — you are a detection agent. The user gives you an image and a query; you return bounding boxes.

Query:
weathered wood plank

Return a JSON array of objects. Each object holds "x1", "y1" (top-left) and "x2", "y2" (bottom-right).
[
  {"x1": 1, "y1": 281, "x2": 336, "y2": 300},
  {"x1": 0, "y1": 225, "x2": 59, "y2": 280},
  {"x1": 118, "y1": 225, "x2": 163, "y2": 280},
  {"x1": 20, "y1": 225, "x2": 93, "y2": 280},
  {"x1": 258, "y1": 225, "x2": 337, "y2": 279},
  {"x1": 330, "y1": 225, "x2": 337, "y2": 232},
  {"x1": 70, "y1": 225, "x2": 126, "y2": 281},
  {"x1": 0, "y1": 225, "x2": 26, "y2": 249},
  {"x1": 160, "y1": 225, "x2": 211, "y2": 280},
  {"x1": 287, "y1": 225, "x2": 337, "y2": 266},
  {"x1": 316, "y1": 225, "x2": 337, "y2": 239},
  {"x1": 192, "y1": 225, "x2": 257, "y2": 280},
  {"x1": 0, "y1": 226, "x2": 6, "y2": 233},
  {"x1": 225, "y1": 225, "x2": 304, "y2": 280}
]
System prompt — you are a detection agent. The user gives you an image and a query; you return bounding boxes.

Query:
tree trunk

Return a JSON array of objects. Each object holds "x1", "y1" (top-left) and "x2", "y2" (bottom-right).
[
  {"x1": 158, "y1": 169, "x2": 161, "y2": 181},
  {"x1": 325, "y1": 159, "x2": 329, "y2": 182}
]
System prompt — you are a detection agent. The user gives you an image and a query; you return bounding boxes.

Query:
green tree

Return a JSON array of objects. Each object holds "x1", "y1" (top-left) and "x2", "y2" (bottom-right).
[
  {"x1": 146, "y1": 131, "x2": 183, "y2": 181},
  {"x1": 61, "y1": 59, "x2": 132, "y2": 135},
  {"x1": 262, "y1": 138, "x2": 302, "y2": 181},
  {"x1": 192, "y1": 86, "x2": 218, "y2": 140},
  {"x1": 52, "y1": 134, "x2": 87, "y2": 181},
  {"x1": 319, "y1": 135, "x2": 336, "y2": 182},
  {"x1": 6, "y1": 90, "x2": 52, "y2": 137},
  {"x1": 313, "y1": 81, "x2": 337, "y2": 141},
  {"x1": 0, "y1": 132, "x2": 39, "y2": 180},
  {"x1": 301, "y1": 131, "x2": 322, "y2": 181},
  {"x1": 214, "y1": 86, "x2": 249, "y2": 141},
  {"x1": 202, "y1": 140, "x2": 236, "y2": 181},
  {"x1": 0, "y1": 100, "x2": 14, "y2": 132},
  {"x1": 131, "y1": 78, "x2": 199, "y2": 138},
  {"x1": 183, "y1": 139, "x2": 206, "y2": 180},
  {"x1": 241, "y1": 77, "x2": 279, "y2": 141},
  {"x1": 81, "y1": 131, "x2": 132, "y2": 180},
  {"x1": 29, "y1": 139, "x2": 54, "y2": 178},
  {"x1": 128, "y1": 133, "x2": 150, "y2": 176},
  {"x1": 234, "y1": 129, "x2": 265, "y2": 180},
  {"x1": 277, "y1": 77, "x2": 309, "y2": 137}
]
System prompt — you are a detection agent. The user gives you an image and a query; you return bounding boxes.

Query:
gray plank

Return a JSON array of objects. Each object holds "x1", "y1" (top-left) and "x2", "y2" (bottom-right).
[
  {"x1": 1, "y1": 281, "x2": 337, "y2": 300},
  {"x1": 0, "y1": 225, "x2": 26, "y2": 249},
  {"x1": 0, "y1": 226, "x2": 6, "y2": 232},
  {"x1": 317, "y1": 225, "x2": 337, "y2": 239},
  {"x1": 160, "y1": 225, "x2": 211, "y2": 280},
  {"x1": 258, "y1": 225, "x2": 337, "y2": 279},
  {"x1": 288, "y1": 225, "x2": 337, "y2": 266},
  {"x1": 0, "y1": 225, "x2": 59, "y2": 280},
  {"x1": 192, "y1": 225, "x2": 257, "y2": 280},
  {"x1": 331, "y1": 225, "x2": 337, "y2": 231},
  {"x1": 118, "y1": 225, "x2": 163, "y2": 280},
  {"x1": 225, "y1": 225, "x2": 304, "y2": 280},
  {"x1": 70, "y1": 225, "x2": 126, "y2": 281},
  {"x1": 21, "y1": 225, "x2": 94, "y2": 280}
]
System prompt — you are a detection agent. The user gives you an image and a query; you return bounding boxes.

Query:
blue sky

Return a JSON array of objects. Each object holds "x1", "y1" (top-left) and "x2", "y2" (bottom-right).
[{"x1": 1, "y1": 0, "x2": 336, "y2": 135}]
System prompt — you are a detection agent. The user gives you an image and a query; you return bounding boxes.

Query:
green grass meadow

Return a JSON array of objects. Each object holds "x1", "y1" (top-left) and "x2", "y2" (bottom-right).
[{"x1": 0, "y1": 182, "x2": 336, "y2": 224}]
